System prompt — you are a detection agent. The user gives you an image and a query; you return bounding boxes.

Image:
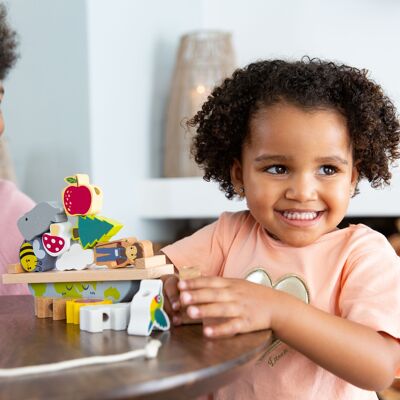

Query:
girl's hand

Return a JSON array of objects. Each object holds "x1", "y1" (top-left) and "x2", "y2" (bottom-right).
[
  {"x1": 161, "y1": 274, "x2": 202, "y2": 326},
  {"x1": 178, "y1": 276, "x2": 279, "y2": 338},
  {"x1": 161, "y1": 274, "x2": 183, "y2": 325}
]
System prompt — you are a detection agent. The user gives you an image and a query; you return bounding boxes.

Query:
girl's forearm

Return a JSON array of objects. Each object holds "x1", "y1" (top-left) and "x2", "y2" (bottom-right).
[{"x1": 270, "y1": 290, "x2": 400, "y2": 391}]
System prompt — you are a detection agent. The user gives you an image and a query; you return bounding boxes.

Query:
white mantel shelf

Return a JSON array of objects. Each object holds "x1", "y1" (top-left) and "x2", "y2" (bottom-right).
[
  {"x1": 138, "y1": 178, "x2": 400, "y2": 219},
  {"x1": 138, "y1": 177, "x2": 246, "y2": 219}
]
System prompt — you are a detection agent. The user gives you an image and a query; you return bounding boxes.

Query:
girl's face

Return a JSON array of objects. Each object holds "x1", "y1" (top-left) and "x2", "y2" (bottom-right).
[{"x1": 231, "y1": 102, "x2": 359, "y2": 247}]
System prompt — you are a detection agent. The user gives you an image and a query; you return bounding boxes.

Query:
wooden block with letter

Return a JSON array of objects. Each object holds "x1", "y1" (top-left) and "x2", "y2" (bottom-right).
[{"x1": 135, "y1": 255, "x2": 166, "y2": 269}]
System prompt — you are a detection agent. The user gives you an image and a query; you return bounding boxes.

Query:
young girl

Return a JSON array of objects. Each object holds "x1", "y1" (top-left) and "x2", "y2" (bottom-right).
[
  {"x1": 161, "y1": 58, "x2": 400, "y2": 399},
  {"x1": 0, "y1": 3, "x2": 34, "y2": 295}
]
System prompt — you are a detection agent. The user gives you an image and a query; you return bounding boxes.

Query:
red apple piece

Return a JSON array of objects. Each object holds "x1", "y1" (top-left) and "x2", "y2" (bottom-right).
[{"x1": 63, "y1": 185, "x2": 92, "y2": 215}]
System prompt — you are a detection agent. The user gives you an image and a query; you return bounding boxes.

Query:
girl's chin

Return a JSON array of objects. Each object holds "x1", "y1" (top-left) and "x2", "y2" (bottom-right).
[{"x1": 264, "y1": 227, "x2": 321, "y2": 247}]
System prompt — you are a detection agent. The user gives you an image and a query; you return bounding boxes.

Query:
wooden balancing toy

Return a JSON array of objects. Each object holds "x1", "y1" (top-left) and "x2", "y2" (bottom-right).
[{"x1": 2, "y1": 173, "x2": 174, "y2": 337}]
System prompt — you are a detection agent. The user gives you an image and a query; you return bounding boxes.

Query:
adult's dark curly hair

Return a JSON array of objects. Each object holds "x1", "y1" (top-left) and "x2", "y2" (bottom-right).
[
  {"x1": 0, "y1": 3, "x2": 18, "y2": 80},
  {"x1": 188, "y1": 57, "x2": 400, "y2": 199}
]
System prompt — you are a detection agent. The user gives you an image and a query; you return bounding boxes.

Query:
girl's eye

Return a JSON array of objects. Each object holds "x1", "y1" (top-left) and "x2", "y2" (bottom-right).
[
  {"x1": 265, "y1": 165, "x2": 287, "y2": 174},
  {"x1": 319, "y1": 165, "x2": 337, "y2": 175}
]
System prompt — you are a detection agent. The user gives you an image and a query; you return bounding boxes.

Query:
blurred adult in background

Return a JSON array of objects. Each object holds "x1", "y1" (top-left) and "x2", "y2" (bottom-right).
[{"x1": 0, "y1": 3, "x2": 34, "y2": 295}]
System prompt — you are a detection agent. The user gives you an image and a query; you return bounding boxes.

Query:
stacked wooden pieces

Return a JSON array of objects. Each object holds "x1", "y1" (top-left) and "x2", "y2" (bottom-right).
[
  {"x1": 35, "y1": 297, "x2": 72, "y2": 320},
  {"x1": 2, "y1": 263, "x2": 174, "y2": 284}
]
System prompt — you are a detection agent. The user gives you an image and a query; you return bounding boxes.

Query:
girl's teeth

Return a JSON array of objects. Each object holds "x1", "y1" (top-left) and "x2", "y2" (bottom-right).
[{"x1": 282, "y1": 211, "x2": 318, "y2": 220}]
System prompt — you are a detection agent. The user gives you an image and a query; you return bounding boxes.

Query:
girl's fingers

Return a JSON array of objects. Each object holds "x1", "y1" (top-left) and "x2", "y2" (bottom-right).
[
  {"x1": 162, "y1": 294, "x2": 182, "y2": 326},
  {"x1": 163, "y1": 275, "x2": 181, "y2": 311},
  {"x1": 186, "y1": 302, "x2": 240, "y2": 319},
  {"x1": 180, "y1": 287, "x2": 233, "y2": 306},
  {"x1": 178, "y1": 276, "x2": 229, "y2": 291},
  {"x1": 172, "y1": 313, "x2": 182, "y2": 326},
  {"x1": 203, "y1": 318, "x2": 245, "y2": 338},
  {"x1": 163, "y1": 294, "x2": 174, "y2": 316}
]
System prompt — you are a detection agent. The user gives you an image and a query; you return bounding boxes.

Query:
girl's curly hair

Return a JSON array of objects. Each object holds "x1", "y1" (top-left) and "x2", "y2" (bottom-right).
[
  {"x1": 188, "y1": 57, "x2": 400, "y2": 199},
  {"x1": 0, "y1": 3, "x2": 18, "y2": 80}
]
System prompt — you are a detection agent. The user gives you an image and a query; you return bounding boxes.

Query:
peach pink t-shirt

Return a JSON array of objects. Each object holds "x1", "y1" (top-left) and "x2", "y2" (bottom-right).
[
  {"x1": 162, "y1": 211, "x2": 400, "y2": 400},
  {"x1": 0, "y1": 179, "x2": 35, "y2": 295}
]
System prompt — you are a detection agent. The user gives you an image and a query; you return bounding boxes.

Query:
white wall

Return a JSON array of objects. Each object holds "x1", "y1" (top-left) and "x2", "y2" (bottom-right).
[
  {"x1": 4, "y1": 0, "x2": 90, "y2": 202},
  {"x1": 86, "y1": 0, "x2": 204, "y2": 240},
  {"x1": 4, "y1": 0, "x2": 400, "y2": 241}
]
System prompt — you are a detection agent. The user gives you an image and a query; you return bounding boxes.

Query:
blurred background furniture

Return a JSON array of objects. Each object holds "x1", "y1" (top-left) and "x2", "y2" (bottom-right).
[{"x1": 164, "y1": 30, "x2": 235, "y2": 178}]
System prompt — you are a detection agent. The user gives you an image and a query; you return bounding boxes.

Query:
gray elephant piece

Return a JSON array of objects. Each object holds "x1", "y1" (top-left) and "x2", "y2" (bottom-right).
[{"x1": 17, "y1": 201, "x2": 67, "y2": 241}]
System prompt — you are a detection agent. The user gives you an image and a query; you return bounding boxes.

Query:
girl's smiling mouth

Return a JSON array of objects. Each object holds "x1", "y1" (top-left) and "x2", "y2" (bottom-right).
[{"x1": 275, "y1": 209, "x2": 325, "y2": 227}]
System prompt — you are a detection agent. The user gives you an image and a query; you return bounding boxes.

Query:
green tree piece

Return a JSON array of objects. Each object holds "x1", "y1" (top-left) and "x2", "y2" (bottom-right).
[{"x1": 77, "y1": 215, "x2": 123, "y2": 249}]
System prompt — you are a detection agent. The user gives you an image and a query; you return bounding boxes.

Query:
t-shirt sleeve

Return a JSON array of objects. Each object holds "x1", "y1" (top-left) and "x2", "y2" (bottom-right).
[
  {"x1": 161, "y1": 212, "x2": 242, "y2": 277},
  {"x1": 339, "y1": 232, "x2": 400, "y2": 342}
]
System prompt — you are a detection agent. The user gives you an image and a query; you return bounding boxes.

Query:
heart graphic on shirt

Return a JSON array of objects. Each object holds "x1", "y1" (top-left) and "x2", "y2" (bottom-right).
[
  {"x1": 245, "y1": 268, "x2": 310, "y2": 304},
  {"x1": 245, "y1": 268, "x2": 310, "y2": 362}
]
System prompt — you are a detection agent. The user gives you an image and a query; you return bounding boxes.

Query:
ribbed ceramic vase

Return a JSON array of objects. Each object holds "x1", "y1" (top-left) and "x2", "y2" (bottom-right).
[{"x1": 164, "y1": 31, "x2": 236, "y2": 177}]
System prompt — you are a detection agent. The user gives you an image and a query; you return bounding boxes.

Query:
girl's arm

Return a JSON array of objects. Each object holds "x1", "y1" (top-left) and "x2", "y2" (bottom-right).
[
  {"x1": 179, "y1": 277, "x2": 400, "y2": 391},
  {"x1": 272, "y1": 289, "x2": 400, "y2": 391}
]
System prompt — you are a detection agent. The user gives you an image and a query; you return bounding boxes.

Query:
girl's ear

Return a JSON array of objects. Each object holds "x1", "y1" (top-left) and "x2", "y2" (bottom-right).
[
  {"x1": 231, "y1": 158, "x2": 244, "y2": 195},
  {"x1": 350, "y1": 164, "x2": 359, "y2": 194}
]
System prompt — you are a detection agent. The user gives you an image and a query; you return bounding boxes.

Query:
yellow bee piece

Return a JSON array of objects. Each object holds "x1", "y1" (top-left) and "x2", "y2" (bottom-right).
[{"x1": 19, "y1": 241, "x2": 38, "y2": 272}]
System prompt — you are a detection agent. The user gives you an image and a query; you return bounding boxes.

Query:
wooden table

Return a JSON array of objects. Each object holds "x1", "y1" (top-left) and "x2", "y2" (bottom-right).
[{"x1": 0, "y1": 296, "x2": 273, "y2": 400}]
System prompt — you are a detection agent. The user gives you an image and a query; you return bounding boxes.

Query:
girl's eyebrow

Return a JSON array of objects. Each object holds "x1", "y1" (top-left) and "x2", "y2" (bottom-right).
[
  {"x1": 254, "y1": 154, "x2": 348, "y2": 165},
  {"x1": 254, "y1": 154, "x2": 289, "y2": 163},
  {"x1": 315, "y1": 156, "x2": 348, "y2": 165}
]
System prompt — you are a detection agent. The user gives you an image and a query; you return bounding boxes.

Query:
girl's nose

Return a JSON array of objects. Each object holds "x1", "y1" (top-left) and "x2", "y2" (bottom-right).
[{"x1": 284, "y1": 175, "x2": 318, "y2": 202}]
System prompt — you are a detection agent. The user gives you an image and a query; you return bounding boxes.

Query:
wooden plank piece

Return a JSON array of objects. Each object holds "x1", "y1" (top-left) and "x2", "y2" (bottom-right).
[
  {"x1": 7, "y1": 263, "x2": 25, "y2": 274},
  {"x1": 179, "y1": 266, "x2": 201, "y2": 280},
  {"x1": 2, "y1": 264, "x2": 174, "y2": 284},
  {"x1": 179, "y1": 266, "x2": 201, "y2": 325},
  {"x1": 135, "y1": 255, "x2": 166, "y2": 269}
]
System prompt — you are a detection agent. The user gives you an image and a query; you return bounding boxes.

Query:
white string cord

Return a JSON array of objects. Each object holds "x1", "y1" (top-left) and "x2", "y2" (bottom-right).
[{"x1": 0, "y1": 339, "x2": 161, "y2": 378}]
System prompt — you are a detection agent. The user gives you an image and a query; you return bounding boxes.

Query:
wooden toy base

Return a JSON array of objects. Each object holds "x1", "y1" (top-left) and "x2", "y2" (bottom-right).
[
  {"x1": 28, "y1": 280, "x2": 139, "y2": 303},
  {"x1": 2, "y1": 264, "x2": 174, "y2": 284}
]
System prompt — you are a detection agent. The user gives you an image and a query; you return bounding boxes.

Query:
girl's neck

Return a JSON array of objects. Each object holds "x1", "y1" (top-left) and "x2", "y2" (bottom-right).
[{"x1": 264, "y1": 227, "x2": 341, "y2": 244}]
